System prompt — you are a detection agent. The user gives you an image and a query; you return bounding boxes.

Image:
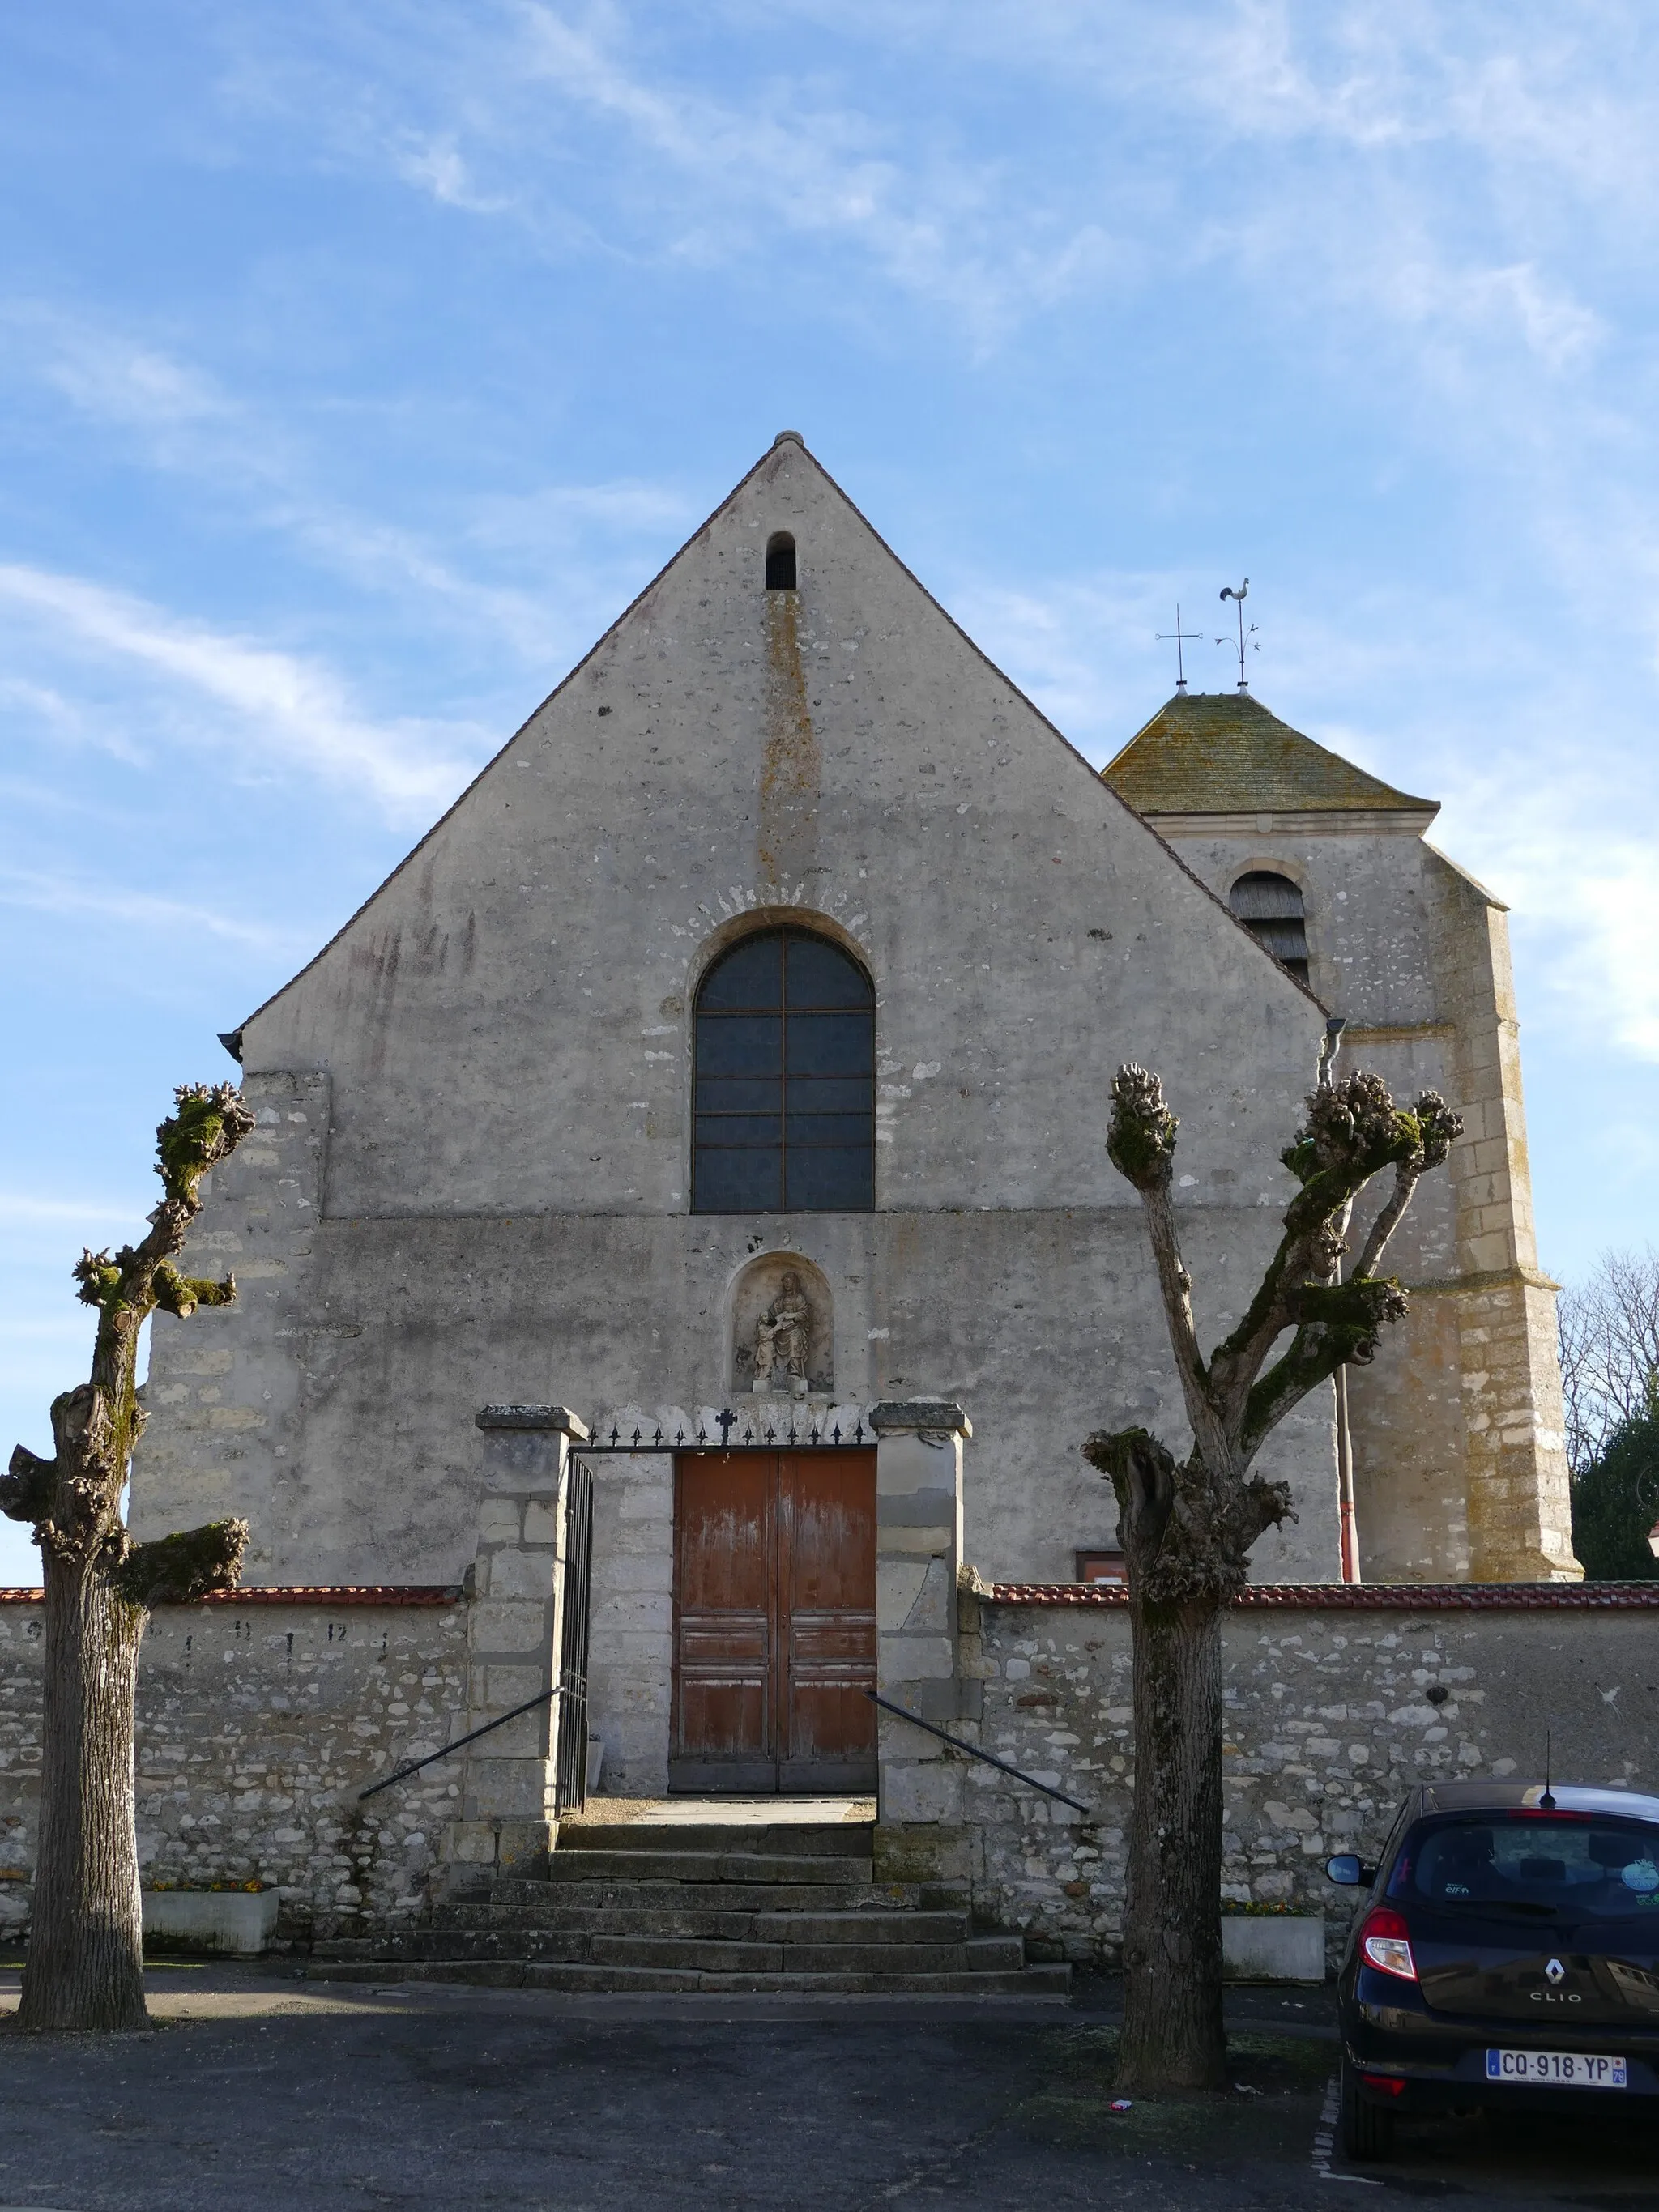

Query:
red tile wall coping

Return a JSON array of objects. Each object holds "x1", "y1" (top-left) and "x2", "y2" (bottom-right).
[
  {"x1": 0, "y1": 1585, "x2": 463, "y2": 1607},
  {"x1": 988, "y1": 1581, "x2": 1659, "y2": 1609}
]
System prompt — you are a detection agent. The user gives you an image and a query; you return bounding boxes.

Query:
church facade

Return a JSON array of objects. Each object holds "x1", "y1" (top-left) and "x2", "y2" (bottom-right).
[{"x1": 130, "y1": 433, "x2": 1576, "y2": 1827}]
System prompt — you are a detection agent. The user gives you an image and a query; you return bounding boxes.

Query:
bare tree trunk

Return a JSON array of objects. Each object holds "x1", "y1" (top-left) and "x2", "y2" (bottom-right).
[
  {"x1": 1117, "y1": 1587, "x2": 1226, "y2": 2091},
  {"x1": 19, "y1": 1554, "x2": 147, "y2": 2032}
]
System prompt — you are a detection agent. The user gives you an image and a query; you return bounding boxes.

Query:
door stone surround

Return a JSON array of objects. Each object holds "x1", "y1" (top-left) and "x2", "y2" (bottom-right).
[
  {"x1": 570, "y1": 1397, "x2": 974, "y2": 1811},
  {"x1": 453, "y1": 1404, "x2": 588, "y2": 1881}
]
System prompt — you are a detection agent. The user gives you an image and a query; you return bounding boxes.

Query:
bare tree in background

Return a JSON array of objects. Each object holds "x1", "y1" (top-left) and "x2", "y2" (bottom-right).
[
  {"x1": 1085, "y1": 1063, "x2": 1459, "y2": 2093},
  {"x1": 1, "y1": 1085, "x2": 254, "y2": 2031},
  {"x1": 1558, "y1": 1248, "x2": 1659, "y2": 1580},
  {"x1": 1558, "y1": 1247, "x2": 1659, "y2": 1474}
]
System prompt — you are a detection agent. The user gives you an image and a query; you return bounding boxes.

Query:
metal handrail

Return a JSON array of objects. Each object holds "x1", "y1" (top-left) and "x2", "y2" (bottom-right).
[
  {"x1": 865, "y1": 1690, "x2": 1093, "y2": 1816},
  {"x1": 357, "y1": 1686, "x2": 559, "y2": 1801},
  {"x1": 362, "y1": 1686, "x2": 1093, "y2": 1813}
]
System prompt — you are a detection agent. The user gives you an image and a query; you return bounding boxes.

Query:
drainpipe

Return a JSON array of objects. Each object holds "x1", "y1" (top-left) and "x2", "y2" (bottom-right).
[
  {"x1": 1335, "y1": 1366, "x2": 1361, "y2": 1584},
  {"x1": 1318, "y1": 1018, "x2": 1361, "y2": 1583}
]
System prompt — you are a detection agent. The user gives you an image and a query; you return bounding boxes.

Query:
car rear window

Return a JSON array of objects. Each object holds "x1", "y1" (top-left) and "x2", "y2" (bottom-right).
[{"x1": 1388, "y1": 1814, "x2": 1659, "y2": 1922}]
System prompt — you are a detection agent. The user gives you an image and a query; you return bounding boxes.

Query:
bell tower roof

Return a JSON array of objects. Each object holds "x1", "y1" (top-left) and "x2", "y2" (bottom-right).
[{"x1": 1102, "y1": 689, "x2": 1433, "y2": 817}]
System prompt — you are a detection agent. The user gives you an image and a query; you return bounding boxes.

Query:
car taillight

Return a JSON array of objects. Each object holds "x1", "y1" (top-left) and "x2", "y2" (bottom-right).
[{"x1": 1359, "y1": 1905, "x2": 1417, "y2": 1982}]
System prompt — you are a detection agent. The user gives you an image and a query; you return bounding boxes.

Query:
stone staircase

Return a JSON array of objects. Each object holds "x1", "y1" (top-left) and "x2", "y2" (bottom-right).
[{"x1": 306, "y1": 1817, "x2": 1070, "y2": 1997}]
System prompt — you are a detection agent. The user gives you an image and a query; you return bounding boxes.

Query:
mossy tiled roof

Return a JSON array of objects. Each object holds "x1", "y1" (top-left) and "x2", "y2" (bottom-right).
[{"x1": 1102, "y1": 691, "x2": 1431, "y2": 816}]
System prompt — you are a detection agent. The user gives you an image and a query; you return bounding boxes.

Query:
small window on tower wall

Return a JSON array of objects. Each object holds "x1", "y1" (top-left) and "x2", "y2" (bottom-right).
[
  {"x1": 1230, "y1": 870, "x2": 1309, "y2": 985},
  {"x1": 765, "y1": 532, "x2": 796, "y2": 590}
]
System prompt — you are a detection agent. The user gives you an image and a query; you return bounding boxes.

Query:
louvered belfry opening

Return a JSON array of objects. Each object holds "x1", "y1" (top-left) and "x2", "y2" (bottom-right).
[
  {"x1": 693, "y1": 927, "x2": 875, "y2": 1213},
  {"x1": 1230, "y1": 869, "x2": 1310, "y2": 984}
]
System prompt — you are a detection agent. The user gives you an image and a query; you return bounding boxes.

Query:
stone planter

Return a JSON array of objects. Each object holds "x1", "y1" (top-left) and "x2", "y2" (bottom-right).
[
  {"x1": 1222, "y1": 1914, "x2": 1324, "y2": 1983},
  {"x1": 143, "y1": 1889, "x2": 279, "y2": 1956}
]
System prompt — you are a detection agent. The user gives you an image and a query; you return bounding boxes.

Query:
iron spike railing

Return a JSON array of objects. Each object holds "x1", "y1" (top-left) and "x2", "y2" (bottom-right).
[{"x1": 578, "y1": 1409, "x2": 868, "y2": 1452}]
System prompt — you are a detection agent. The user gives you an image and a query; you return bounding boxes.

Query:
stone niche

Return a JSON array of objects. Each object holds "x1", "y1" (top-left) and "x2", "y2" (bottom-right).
[{"x1": 728, "y1": 1253, "x2": 834, "y2": 1398}]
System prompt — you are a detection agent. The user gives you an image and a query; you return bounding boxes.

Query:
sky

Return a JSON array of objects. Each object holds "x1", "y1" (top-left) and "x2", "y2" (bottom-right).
[{"x1": 3, "y1": 2, "x2": 1658, "y2": 1584}]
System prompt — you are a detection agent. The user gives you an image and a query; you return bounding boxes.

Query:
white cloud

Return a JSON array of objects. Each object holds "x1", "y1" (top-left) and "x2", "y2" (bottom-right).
[
  {"x1": 391, "y1": 134, "x2": 514, "y2": 214},
  {"x1": 1445, "y1": 796, "x2": 1659, "y2": 1066},
  {"x1": 0, "y1": 565, "x2": 484, "y2": 816},
  {"x1": 0, "y1": 304, "x2": 693, "y2": 666},
  {"x1": 0, "y1": 865, "x2": 299, "y2": 953},
  {"x1": 1333, "y1": 247, "x2": 1603, "y2": 376},
  {"x1": 15, "y1": 309, "x2": 233, "y2": 431},
  {"x1": 338, "y1": 2, "x2": 1131, "y2": 336}
]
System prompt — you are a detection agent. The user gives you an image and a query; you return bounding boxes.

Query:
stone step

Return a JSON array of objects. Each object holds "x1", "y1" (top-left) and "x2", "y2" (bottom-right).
[
  {"x1": 305, "y1": 1958, "x2": 1073, "y2": 1998},
  {"x1": 437, "y1": 1904, "x2": 970, "y2": 1945},
  {"x1": 317, "y1": 1927, "x2": 1030, "y2": 1974},
  {"x1": 596, "y1": 1937, "x2": 976, "y2": 1974},
  {"x1": 491, "y1": 1877, "x2": 902, "y2": 1913},
  {"x1": 539, "y1": 1850, "x2": 874, "y2": 1886},
  {"x1": 560, "y1": 1822, "x2": 872, "y2": 1859},
  {"x1": 964, "y1": 1935, "x2": 1025, "y2": 1972},
  {"x1": 437, "y1": 1934, "x2": 978, "y2": 1973}
]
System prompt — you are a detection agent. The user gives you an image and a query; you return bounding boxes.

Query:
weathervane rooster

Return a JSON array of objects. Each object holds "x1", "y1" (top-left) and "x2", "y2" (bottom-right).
[{"x1": 1217, "y1": 578, "x2": 1260, "y2": 690}]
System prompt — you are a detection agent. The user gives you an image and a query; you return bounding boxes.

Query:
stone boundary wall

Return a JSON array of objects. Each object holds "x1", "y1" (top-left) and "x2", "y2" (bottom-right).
[
  {"x1": 957, "y1": 1583, "x2": 1659, "y2": 1968},
  {"x1": 0, "y1": 1589, "x2": 467, "y2": 1947}
]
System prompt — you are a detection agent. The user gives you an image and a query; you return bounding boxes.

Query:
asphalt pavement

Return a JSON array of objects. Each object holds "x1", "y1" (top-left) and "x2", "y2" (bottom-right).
[{"x1": 0, "y1": 1965, "x2": 1651, "y2": 2209}]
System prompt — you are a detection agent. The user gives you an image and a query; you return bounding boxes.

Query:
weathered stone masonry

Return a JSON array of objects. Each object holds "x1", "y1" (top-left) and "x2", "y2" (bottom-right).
[
  {"x1": 0, "y1": 1589, "x2": 467, "y2": 1947},
  {"x1": 2, "y1": 1579, "x2": 1653, "y2": 1955},
  {"x1": 947, "y1": 1583, "x2": 1659, "y2": 1967}
]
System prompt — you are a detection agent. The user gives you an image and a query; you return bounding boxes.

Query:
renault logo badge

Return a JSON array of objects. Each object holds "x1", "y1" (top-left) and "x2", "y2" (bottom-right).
[{"x1": 1546, "y1": 1958, "x2": 1566, "y2": 1984}]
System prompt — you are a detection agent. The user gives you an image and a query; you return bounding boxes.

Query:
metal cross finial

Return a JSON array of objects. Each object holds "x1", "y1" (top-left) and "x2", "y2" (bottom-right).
[
  {"x1": 1217, "y1": 578, "x2": 1260, "y2": 690},
  {"x1": 1157, "y1": 605, "x2": 1203, "y2": 692}
]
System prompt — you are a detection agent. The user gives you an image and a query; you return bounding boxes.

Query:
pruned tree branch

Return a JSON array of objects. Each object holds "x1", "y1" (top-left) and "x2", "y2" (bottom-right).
[
  {"x1": 1084, "y1": 1424, "x2": 1178, "y2": 1574},
  {"x1": 1107, "y1": 1068, "x2": 1226, "y2": 1460},
  {"x1": 0, "y1": 1445, "x2": 55, "y2": 1525},
  {"x1": 1350, "y1": 1092, "x2": 1461, "y2": 1281},
  {"x1": 1205, "y1": 1076, "x2": 1454, "y2": 1428},
  {"x1": 9, "y1": 1084, "x2": 257, "y2": 1570},
  {"x1": 110, "y1": 1520, "x2": 249, "y2": 1609},
  {"x1": 1089, "y1": 1065, "x2": 1461, "y2": 1594},
  {"x1": 152, "y1": 1264, "x2": 237, "y2": 1319}
]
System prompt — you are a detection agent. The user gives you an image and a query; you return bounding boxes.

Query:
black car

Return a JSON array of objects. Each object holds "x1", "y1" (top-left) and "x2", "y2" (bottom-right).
[{"x1": 1325, "y1": 1779, "x2": 1659, "y2": 2159}]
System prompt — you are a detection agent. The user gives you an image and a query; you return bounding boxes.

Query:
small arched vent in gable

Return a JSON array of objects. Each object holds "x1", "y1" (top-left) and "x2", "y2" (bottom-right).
[
  {"x1": 765, "y1": 532, "x2": 797, "y2": 590},
  {"x1": 1230, "y1": 870, "x2": 1309, "y2": 985}
]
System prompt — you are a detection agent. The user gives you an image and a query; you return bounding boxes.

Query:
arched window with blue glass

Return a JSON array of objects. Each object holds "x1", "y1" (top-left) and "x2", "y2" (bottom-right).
[{"x1": 692, "y1": 928, "x2": 875, "y2": 1213}]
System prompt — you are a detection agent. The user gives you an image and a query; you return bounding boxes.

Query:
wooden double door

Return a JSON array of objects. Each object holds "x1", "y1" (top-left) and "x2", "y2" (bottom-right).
[{"x1": 670, "y1": 1449, "x2": 877, "y2": 1793}]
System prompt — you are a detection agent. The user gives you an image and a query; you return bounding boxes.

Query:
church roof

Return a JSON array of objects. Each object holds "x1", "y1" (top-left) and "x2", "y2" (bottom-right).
[{"x1": 1101, "y1": 689, "x2": 1433, "y2": 816}]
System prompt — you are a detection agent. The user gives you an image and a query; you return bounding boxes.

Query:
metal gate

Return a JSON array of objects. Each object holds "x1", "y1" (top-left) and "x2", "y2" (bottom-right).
[{"x1": 554, "y1": 1453, "x2": 595, "y2": 1816}]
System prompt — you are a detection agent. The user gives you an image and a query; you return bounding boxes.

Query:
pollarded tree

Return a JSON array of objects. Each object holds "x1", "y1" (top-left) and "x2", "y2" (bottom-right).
[
  {"x1": 1, "y1": 1085, "x2": 255, "y2": 2031},
  {"x1": 1085, "y1": 1063, "x2": 1460, "y2": 2094}
]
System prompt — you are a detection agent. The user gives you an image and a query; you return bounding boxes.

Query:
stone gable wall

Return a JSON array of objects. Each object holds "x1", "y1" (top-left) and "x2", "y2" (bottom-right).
[
  {"x1": 955, "y1": 1590, "x2": 1659, "y2": 1967},
  {"x1": 131, "y1": 435, "x2": 1345, "y2": 1596}
]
